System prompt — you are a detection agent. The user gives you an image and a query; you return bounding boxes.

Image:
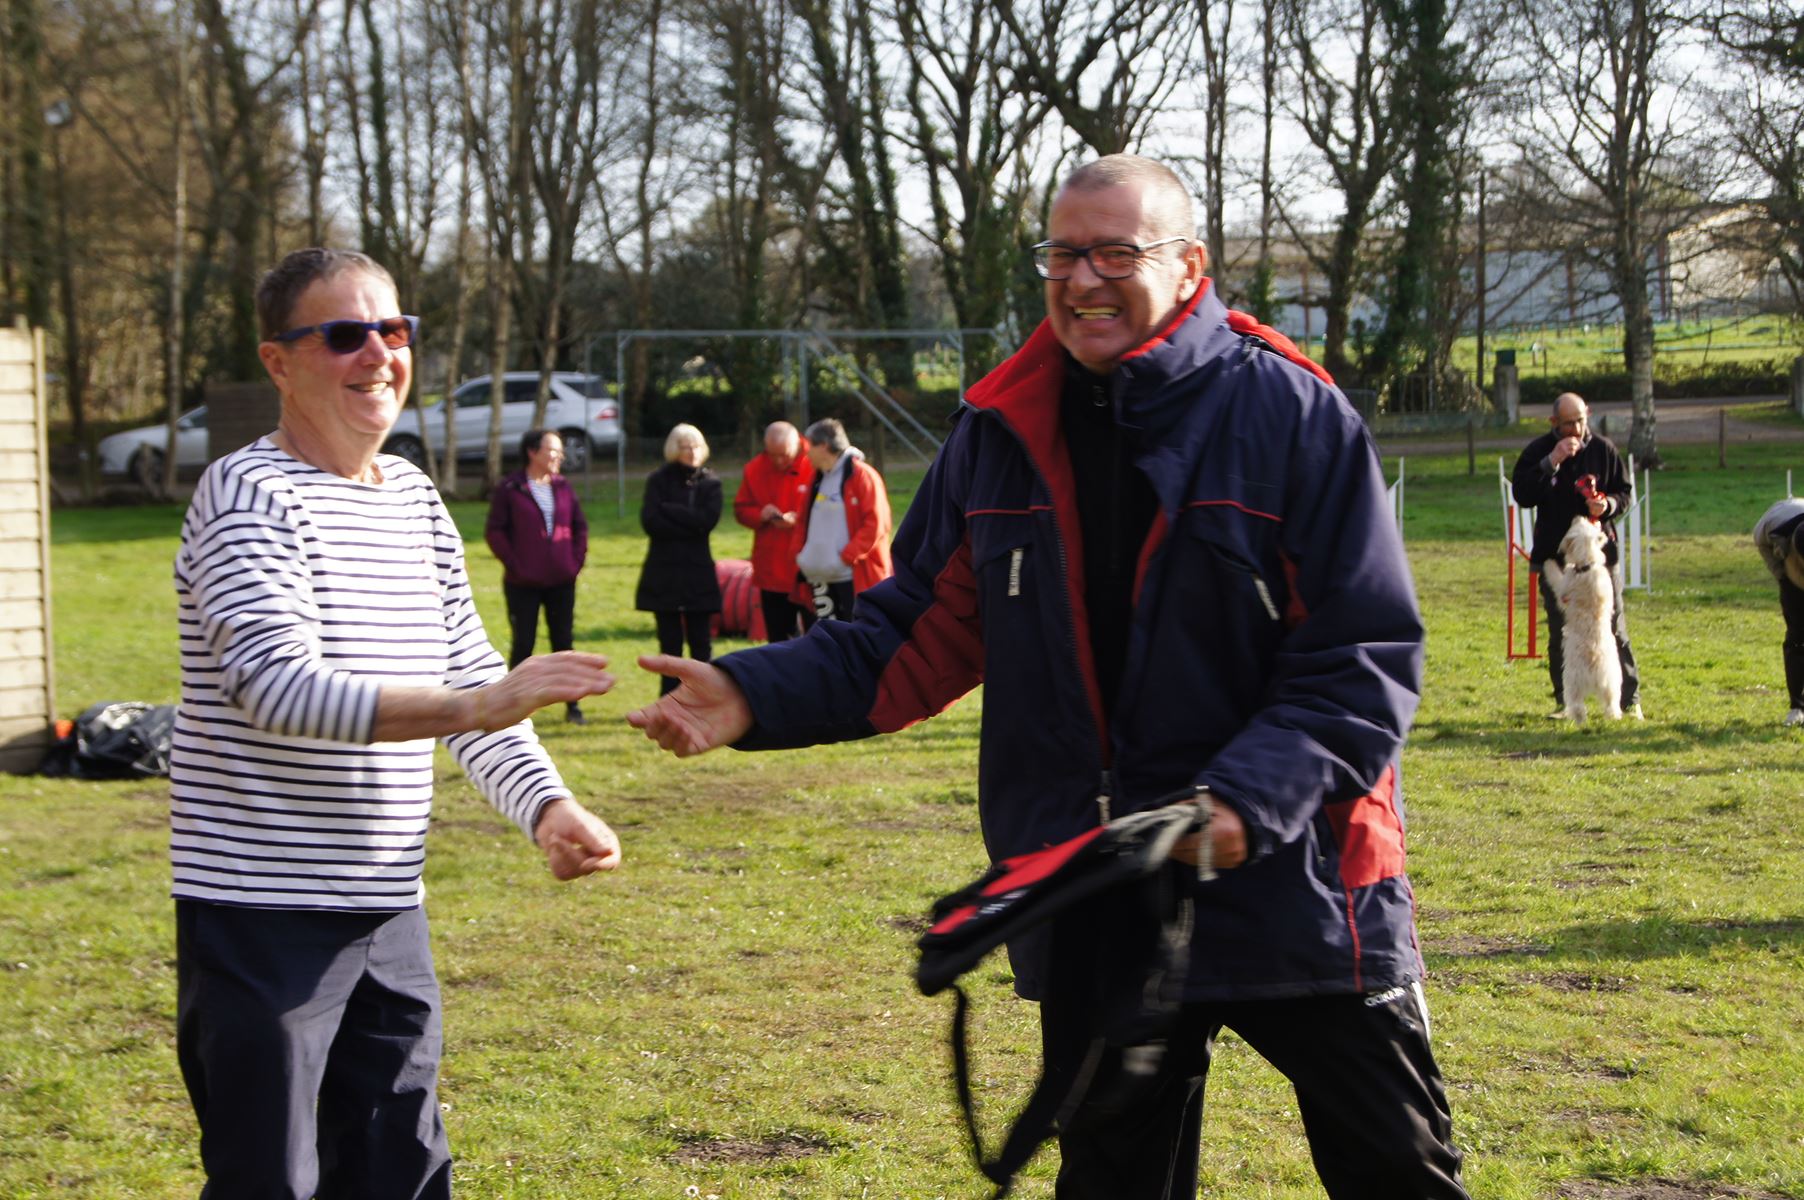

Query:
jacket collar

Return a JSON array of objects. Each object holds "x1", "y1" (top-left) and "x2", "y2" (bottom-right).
[{"x1": 963, "y1": 282, "x2": 1241, "y2": 484}]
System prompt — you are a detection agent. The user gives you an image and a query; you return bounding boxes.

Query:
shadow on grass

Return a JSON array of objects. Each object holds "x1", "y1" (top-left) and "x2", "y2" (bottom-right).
[
  {"x1": 1409, "y1": 716, "x2": 1804, "y2": 757},
  {"x1": 1426, "y1": 916, "x2": 1804, "y2": 967}
]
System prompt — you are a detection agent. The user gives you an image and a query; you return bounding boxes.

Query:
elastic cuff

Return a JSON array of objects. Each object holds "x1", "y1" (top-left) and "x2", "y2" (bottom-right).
[{"x1": 530, "y1": 793, "x2": 574, "y2": 838}]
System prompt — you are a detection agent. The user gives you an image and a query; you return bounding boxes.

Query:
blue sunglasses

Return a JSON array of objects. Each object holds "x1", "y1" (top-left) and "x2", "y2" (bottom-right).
[{"x1": 271, "y1": 315, "x2": 419, "y2": 354}]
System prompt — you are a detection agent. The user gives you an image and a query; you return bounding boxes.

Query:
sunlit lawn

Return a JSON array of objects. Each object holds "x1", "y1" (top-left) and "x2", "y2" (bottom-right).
[{"x1": 3, "y1": 434, "x2": 1803, "y2": 1197}]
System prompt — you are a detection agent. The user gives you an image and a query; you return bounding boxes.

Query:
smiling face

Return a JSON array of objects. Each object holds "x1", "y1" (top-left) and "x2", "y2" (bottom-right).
[
  {"x1": 1044, "y1": 181, "x2": 1207, "y2": 375},
  {"x1": 528, "y1": 432, "x2": 565, "y2": 477},
  {"x1": 257, "y1": 269, "x2": 411, "y2": 452}
]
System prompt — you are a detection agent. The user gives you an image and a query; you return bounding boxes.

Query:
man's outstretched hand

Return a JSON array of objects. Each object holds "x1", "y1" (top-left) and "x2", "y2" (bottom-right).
[{"x1": 624, "y1": 655, "x2": 754, "y2": 756}]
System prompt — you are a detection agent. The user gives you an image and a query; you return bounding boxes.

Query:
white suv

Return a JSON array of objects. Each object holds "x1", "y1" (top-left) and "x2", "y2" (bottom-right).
[
  {"x1": 96, "y1": 406, "x2": 210, "y2": 487},
  {"x1": 383, "y1": 372, "x2": 621, "y2": 472}
]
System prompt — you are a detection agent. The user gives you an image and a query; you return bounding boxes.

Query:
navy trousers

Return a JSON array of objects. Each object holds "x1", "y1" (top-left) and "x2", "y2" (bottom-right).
[
  {"x1": 175, "y1": 901, "x2": 452, "y2": 1200},
  {"x1": 1040, "y1": 984, "x2": 1469, "y2": 1199}
]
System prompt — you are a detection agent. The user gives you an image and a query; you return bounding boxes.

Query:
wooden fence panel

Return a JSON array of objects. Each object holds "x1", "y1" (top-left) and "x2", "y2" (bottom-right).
[{"x1": 0, "y1": 326, "x2": 54, "y2": 773}]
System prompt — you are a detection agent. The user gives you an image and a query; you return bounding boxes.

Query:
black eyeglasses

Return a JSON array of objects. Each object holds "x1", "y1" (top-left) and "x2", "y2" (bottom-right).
[
  {"x1": 1031, "y1": 238, "x2": 1188, "y2": 280},
  {"x1": 270, "y1": 315, "x2": 419, "y2": 354}
]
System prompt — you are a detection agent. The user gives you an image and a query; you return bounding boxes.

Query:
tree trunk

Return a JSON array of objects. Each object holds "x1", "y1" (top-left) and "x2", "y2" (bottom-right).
[{"x1": 1621, "y1": 278, "x2": 1659, "y2": 466}]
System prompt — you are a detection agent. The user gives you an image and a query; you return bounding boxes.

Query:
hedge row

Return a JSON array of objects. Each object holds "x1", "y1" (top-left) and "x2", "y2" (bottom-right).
[{"x1": 1516, "y1": 357, "x2": 1798, "y2": 407}]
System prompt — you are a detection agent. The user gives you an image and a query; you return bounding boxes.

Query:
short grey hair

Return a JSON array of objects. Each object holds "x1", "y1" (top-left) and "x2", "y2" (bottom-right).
[
  {"x1": 1059, "y1": 155, "x2": 1195, "y2": 242},
  {"x1": 256, "y1": 248, "x2": 397, "y2": 341},
  {"x1": 803, "y1": 418, "x2": 848, "y2": 455},
  {"x1": 664, "y1": 422, "x2": 710, "y2": 465}
]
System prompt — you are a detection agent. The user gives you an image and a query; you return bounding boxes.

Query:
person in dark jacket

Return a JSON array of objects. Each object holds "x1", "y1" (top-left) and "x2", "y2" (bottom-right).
[
  {"x1": 1510, "y1": 392, "x2": 1641, "y2": 719},
  {"x1": 1753, "y1": 497, "x2": 1804, "y2": 725},
  {"x1": 486, "y1": 429, "x2": 591, "y2": 722},
  {"x1": 627, "y1": 156, "x2": 1467, "y2": 1198},
  {"x1": 636, "y1": 423, "x2": 723, "y2": 694}
]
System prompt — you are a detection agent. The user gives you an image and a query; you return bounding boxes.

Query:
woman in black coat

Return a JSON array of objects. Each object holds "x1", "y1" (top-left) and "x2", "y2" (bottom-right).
[{"x1": 636, "y1": 423, "x2": 723, "y2": 693}]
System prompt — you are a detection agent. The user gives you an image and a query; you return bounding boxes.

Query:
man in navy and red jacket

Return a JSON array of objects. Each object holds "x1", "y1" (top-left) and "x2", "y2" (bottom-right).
[{"x1": 628, "y1": 155, "x2": 1466, "y2": 1198}]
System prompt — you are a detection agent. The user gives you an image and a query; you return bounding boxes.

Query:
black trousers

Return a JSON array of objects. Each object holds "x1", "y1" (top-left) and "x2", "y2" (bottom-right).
[
  {"x1": 175, "y1": 901, "x2": 450, "y2": 1200},
  {"x1": 759, "y1": 589, "x2": 808, "y2": 643},
  {"x1": 503, "y1": 580, "x2": 576, "y2": 669},
  {"x1": 1040, "y1": 984, "x2": 1468, "y2": 1199},
  {"x1": 1538, "y1": 561, "x2": 1639, "y2": 707},
  {"x1": 799, "y1": 579, "x2": 857, "y2": 629},
  {"x1": 1781, "y1": 575, "x2": 1804, "y2": 708},
  {"x1": 655, "y1": 609, "x2": 713, "y2": 694}
]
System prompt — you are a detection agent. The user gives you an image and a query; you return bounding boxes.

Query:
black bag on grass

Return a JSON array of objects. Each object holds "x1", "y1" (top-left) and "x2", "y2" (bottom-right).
[
  {"x1": 914, "y1": 795, "x2": 1213, "y2": 1197},
  {"x1": 41, "y1": 701, "x2": 177, "y2": 779}
]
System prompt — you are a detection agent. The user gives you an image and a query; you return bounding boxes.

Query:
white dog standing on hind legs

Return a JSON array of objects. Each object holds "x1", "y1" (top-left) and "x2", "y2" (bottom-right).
[{"x1": 1543, "y1": 515, "x2": 1623, "y2": 722}]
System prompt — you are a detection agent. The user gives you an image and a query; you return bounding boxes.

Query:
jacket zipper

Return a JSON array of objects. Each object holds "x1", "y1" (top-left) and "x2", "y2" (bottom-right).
[{"x1": 977, "y1": 406, "x2": 1113, "y2": 794}]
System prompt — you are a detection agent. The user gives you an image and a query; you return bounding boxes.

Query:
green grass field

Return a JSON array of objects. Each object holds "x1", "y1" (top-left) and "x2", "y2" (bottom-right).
[{"x1": 3, "y1": 432, "x2": 1803, "y2": 1198}]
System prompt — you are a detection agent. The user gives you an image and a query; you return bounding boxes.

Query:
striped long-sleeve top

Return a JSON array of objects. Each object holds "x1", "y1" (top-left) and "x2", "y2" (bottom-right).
[{"x1": 170, "y1": 438, "x2": 572, "y2": 911}]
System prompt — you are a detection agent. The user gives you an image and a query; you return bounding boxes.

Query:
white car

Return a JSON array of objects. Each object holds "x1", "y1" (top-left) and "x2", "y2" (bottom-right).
[
  {"x1": 96, "y1": 406, "x2": 210, "y2": 487},
  {"x1": 382, "y1": 372, "x2": 621, "y2": 472}
]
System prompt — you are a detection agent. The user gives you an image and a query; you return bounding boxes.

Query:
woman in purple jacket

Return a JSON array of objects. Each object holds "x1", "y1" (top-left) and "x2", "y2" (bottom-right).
[{"x1": 486, "y1": 429, "x2": 591, "y2": 722}]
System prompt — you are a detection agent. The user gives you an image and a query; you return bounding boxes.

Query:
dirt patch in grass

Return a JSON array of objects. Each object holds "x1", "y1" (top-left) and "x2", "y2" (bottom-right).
[
  {"x1": 883, "y1": 914, "x2": 930, "y2": 934},
  {"x1": 1558, "y1": 1180, "x2": 1789, "y2": 1198},
  {"x1": 671, "y1": 1132, "x2": 831, "y2": 1165},
  {"x1": 1555, "y1": 862, "x2": 1632, "y2": 890},
  {"x1": 1530, "y1": 970, "x2": 1635, "y2": 993},
  {"x1": 1424, "y1": 933, "x2": 1552, "y2": 959}
]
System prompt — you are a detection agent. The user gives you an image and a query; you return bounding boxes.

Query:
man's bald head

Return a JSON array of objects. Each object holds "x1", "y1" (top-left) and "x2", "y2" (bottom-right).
[
  {"x1": 1058, "y1": 154, "x2": 1196, "y2": 244},
  {"x1": 1551, "y1": 392, "x2": 1590, "y2": 440},
  {"x1": 765, "y1": 421, "x2": 800, "y2": 466}
]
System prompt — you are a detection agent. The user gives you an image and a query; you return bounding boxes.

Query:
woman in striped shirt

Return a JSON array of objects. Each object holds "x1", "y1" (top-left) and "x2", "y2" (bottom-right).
[{"x1": 171, "y1": 247, "x2": 621, "y2": 1198}]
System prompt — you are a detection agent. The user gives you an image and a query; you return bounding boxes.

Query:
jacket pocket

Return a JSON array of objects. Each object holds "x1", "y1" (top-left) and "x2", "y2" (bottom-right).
[
  {"x1": 968, "y1": 512, "x2": 1038, "y2": 613},
  {"x1": 1166, "y1": 513, "x2": 1286, "y2": 712}
]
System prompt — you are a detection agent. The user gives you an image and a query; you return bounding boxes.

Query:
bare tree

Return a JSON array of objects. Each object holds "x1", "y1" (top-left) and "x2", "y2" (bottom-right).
[
  {"x1": 1192, "y1": 0, "x2": 1237, "y2": 282},
  {"x1": 520, "y1": 0, "x2": 622, "y2": 450},
  {"x1": 995, "y1": 0, "x2": 1198, "y2": 155},
  {"x1": 790, "y1": 0, "x2": 912, "y2": 401},
  {"x1": 1240, "y1": 0, "x2": 1280, "y2": 323},
  {"x1": 1, "y1": 0, "x2": 55, "y2": 329},
  {"x1": 1508, "y1": 0, "x2": 1724, "y2": 465},
  {"x1": 1713, "y1": 2, "x2": 1804, "y2": 317},
  {"x1": 188, "y1": 0, "x2": 318, "y2": 379},
  {"x1": 452, "y1": 0, "x2": 531, "y2": 486},
  {"x1": 1362, "y1": 0, "x2": 1488, "y2": 394},
  {"x1": 1275, "y1": 0, "x2": 1406, "y2": 384},
  {"x1": 687, "y1": 0, "x2": 800, "y2": 427},
  {"x1": 895, "y1": 0, "x2": 1053, "y2": 353}
]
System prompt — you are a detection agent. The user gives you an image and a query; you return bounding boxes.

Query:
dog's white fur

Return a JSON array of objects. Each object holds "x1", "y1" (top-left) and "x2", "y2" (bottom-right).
[{"x1": 1543, "y1": 516, "x2": 1622, "y2": 722}]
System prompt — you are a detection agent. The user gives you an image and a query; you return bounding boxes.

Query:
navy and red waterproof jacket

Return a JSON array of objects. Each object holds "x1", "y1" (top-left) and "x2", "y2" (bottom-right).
[{"x1": 716, "y1": 284, "x2": 1426, "y2": 1001}]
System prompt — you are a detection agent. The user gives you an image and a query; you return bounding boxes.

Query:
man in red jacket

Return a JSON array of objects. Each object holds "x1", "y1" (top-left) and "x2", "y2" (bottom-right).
[
  {"x1": 732, "y1": 421, "x2": 815, "y2": 641},
  {"x1": 795, "y1": 417, "x2": 893, "y2": 625}
]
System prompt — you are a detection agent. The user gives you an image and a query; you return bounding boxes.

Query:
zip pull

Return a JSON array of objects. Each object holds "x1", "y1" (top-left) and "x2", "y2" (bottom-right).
[
  {"x1": 1096, "y1": 771, "x2": 1113, "y2": 824},
  {"x1": 1250, "y1": 575, "x2": 1280, "y2": 621}
]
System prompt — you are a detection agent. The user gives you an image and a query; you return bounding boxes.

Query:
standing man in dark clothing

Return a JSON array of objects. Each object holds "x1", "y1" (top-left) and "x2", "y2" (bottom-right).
[
  {"x1": 626, "y1": 154, "x2": 1468, "y2": 1199},
  {"x1": 487, "y1": 428, "x2": 591, "y2": 722},
  {"x1": 1511, "y1": 392, "x2": 1642, "y2": 719}
]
